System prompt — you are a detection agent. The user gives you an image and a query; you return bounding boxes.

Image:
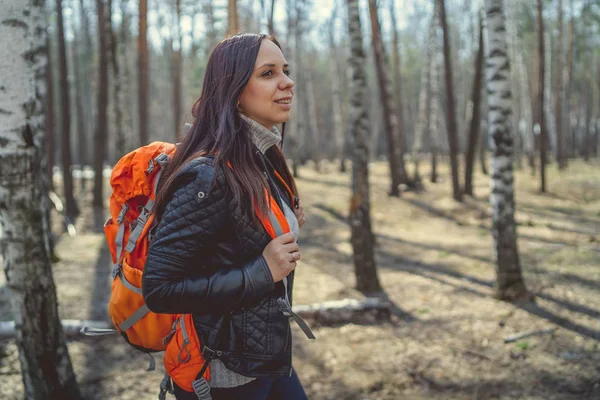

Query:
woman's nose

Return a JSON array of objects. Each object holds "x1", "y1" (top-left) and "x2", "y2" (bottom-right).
[{"x1": 280, "y1": 75, "x2": 294, "y2": 90}]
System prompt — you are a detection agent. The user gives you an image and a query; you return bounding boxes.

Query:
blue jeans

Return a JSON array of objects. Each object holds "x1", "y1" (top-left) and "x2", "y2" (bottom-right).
[{"x1": 173, "y1": 368, "x2": 308, "y2": 400}]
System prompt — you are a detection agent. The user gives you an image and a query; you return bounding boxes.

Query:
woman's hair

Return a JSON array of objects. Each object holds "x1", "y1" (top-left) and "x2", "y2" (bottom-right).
[{"x1": 154, "y1": 33, "x2": 297, "y2": 223}]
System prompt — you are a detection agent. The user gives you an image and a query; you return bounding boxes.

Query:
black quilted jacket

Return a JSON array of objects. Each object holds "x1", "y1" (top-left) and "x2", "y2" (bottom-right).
[{"x1": 142, "y1": 155, "x2": 295, "y2": 378}]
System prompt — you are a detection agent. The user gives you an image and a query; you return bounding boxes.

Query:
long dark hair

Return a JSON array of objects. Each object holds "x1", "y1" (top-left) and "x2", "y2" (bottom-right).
[{"x1": 154, "y1": 33, "x2": 297, "y2": 223}]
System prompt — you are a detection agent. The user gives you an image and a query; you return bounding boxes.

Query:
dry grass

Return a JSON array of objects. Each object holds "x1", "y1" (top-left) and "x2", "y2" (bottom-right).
[{"x1": 1, "y1": 158, "x2": 599, "y2": 399}]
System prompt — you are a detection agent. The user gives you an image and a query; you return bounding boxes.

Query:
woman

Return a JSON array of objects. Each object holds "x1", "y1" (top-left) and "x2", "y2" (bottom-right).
[{"x1": 142, "y1": 34, "x2": 312, "y2": 400}]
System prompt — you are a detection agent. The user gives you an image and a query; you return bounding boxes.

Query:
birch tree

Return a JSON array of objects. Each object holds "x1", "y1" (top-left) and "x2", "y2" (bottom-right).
[
  {"x1": 484, "y1": 0, "x2": 531, "y2": 302},
  {"x1": 0, "y1": 1, "x2": 82, "y2": 397},
  {"x1": 346, "y1": 0, "x2": 382, "y2": 294}
]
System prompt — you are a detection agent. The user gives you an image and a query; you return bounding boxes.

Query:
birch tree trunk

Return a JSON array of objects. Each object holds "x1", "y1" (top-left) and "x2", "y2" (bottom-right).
[
  {"x1": 483, "y1": 0, "x2": 531, "y2": 302},
  {"x1": 0, "y1": 1, "x2": 82, "y2": 397},
  {"x1": 138, "y1": 0, "x2": 149, "y2": 146},
  {"x1": 439, "y1": 0, "x2": 463, "y2": 201},
  {"x1": 346, "y1": 0, "x2": 382, "y2": 294},
  {"x1": 367, "y1": 0, "x2": 407, "y2": 196}
]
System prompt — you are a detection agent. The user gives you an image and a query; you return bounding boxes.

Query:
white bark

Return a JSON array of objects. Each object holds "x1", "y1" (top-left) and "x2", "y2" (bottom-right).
[
  {"x1": 484, "y1": 0, "x2": 529, "y2": 301},
  {"x1": 0, "y1": 1, "x2": 81, "y2": 398}
]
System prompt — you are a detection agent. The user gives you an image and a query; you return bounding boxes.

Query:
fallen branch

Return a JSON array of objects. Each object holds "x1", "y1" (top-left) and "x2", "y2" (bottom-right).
[
  {"x1": 0, "y1": 320, "x2": 112, "y2": 340},
  {"x1": 503, "y1": 328, "x2": 557, "y2": 343},
  {"x1": 0, "y1": 298, "x2": 392, "y2": 340},
  {"x1": 293, "y1": 297, "x2": 392, "y2": 326}
]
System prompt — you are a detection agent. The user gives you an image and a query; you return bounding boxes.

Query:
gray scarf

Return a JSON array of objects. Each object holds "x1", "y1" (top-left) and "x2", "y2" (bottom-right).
[{"x1": 239, "y1": 114, "x2": 282, "y2": 154}]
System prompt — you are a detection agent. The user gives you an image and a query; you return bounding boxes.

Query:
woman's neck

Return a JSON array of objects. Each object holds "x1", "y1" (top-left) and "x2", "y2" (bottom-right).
[{"x1": 239, "y1": 114, "x2": 281, "y2": 154}]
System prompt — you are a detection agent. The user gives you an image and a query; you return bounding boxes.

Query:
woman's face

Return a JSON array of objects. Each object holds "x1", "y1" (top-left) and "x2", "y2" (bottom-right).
[{"x1": 238, "y1": 39, "x2": 295, "y2": 129}]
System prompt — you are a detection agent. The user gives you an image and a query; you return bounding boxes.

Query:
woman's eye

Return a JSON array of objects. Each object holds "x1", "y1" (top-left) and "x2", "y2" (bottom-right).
[
  {"x1": 262, "y1": 70, "x2": 273, "y2": 77},
  {"x1": 284, "y1": 70, "x2": 291, "y2": 76}
]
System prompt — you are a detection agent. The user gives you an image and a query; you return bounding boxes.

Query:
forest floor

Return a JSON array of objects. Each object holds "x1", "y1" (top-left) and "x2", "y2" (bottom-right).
[{"x1": 1, "y1": 158, "x2": 599, "y2": 400}]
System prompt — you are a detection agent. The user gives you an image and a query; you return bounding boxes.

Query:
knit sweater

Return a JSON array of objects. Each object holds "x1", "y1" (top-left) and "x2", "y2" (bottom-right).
[{"x1": 210, "y1": 114, "x2": 295, "y2": 388}]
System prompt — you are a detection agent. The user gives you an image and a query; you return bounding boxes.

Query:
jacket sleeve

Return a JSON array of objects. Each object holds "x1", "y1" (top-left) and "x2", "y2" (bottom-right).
[{"x1": 142, "y1": 159, "x2": 275, "y2": 315}]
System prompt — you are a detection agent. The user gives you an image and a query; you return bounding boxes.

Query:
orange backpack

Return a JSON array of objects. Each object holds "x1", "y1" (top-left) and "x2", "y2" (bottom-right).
[{"x1": 84, "y1": 140, "x2": 313, "y2": 399}]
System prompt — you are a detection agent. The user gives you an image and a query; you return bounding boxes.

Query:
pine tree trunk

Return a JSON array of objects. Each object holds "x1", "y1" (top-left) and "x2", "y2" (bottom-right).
[
  {"x1": 367, "y1": 0, "x2": 407, "y2": 196},
  {"x1": 203, "y1": 0, "x2": 218, "y2": 56},
  {"x1": 464, "y1": 13, "x2": 484, "y2": 197},
  {"x1": 565, "y1": 0, "x2": 574, "y2": 161},
  {"x1": 544, "y1": 31, "x2": 557, "y2": 160},
  {"x1": 389, "y1": 0, "x2": 408, "y2": 185},
  {"x1": 57, "y1": 0, "x2": 78, "y2": 221},
  {"x1": 556, "y1": 0, "x2": 567, "y2": 168},
  {"x1": 172, "y1": 0, "x2": 183, "y2": 140},
  {"x1": 227, "y1": 0, "x2": 239, "y2": 36},
  {"x1": 94, "y1": 0, "x2": 109, "y2": 212},
  {"x1": 439, "y1": 0, "x2": 462, "y2": 201},
  {"x1": 328, "y1": 10, "x2": 344, "y2": 162},
  {"x1": 138, "y1": 0, "x2": 149, "y2": 146},
  {"x1": 507, "y1": 0, "x2": 535, "y2": 173},
  {"x1": 46, "y1": 35, "x2": 55, "y2": 190},
  {"x1": 79, "y1": 0, "x2": 94, "y2": 164},
  {"x1": 430, "y1": 48, "x2": 441, "y2": 183},
  {"x1": 108, "y1": 0, "x2": 125, "y2": 160},
  {"x1": 0, "y1": 2, "x2": 82, "y2": 397},
  {"x1": 412, "y1": 12, "x2": 435, "y2": 186},
  {"x1": 268, "y1": 0, "x2": 276, "y2": 36},
  {"x1": 537, "y1": 0, "x2": 547, "y2": 192},
  {"x1": 70, "y1": 40, "x2": 86, "y2": 193},
  {"x1": 345, "y1": 0, "x2": 382, "y2": 295},
  {"x1": 483, "y1": 0, "x2": 531, "y2": 302},
  {"x1": 119, "y1": 0, "x2": 133, "y2": 150}
]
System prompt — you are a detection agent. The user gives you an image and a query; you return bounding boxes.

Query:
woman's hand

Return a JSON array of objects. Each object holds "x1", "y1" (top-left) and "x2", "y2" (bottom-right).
[
  {"x1": 294, "y1": 198, "x2": 305, "y2": 227},
  {"x1": 262, "y1": 232, "x2": 301, "y2": 282}
]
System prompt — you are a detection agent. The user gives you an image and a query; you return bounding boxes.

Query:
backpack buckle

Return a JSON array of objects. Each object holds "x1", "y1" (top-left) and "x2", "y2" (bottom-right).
[{"x1": 117, "y1": 204, "x2": 130, "y2": 224}]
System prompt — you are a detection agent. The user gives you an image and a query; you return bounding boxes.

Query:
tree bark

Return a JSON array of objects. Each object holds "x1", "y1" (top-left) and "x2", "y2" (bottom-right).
[
  {"x1": 389, "y1": 0, "x2": 408, "y2": 185},
  {"x1": 483, "y1": 0, "x2": 531, "y2": 302},
  {"x1": 0, "y1": 1, "x2": 83, "y2": 397},
  {"x1": 328, "y1": 10, "x2": 344, "y2": 162},
  {"x1": 46, "y1": 35, "x2": 55, "y2": 190},
  {"x1": 345, "y1": 0, "x2": 382, "y2": 295},
  {"x1": 227, "y1": 0, "x2": 239, "y2": 36},
  {"x1": 172, "y1": 0, "x2": 183, "y2": 140},
  {"x1": 537, "y1": 0, "x2": 547, "y2": 192},
  {"x1": 138, "y1": 0, "x2": 149, "y2": 146},
  {"x1": 412, "y1": 11, "x2": 435, "y2": 186},
  {"x1": 94, "y1": 0, "x2": 109, "y2": 213},
  {"x1": 203, "y1": 0, "x2": 218, "y2": 56},
  {"x1": 367, "y1": 0, "x2": 407, "y2": 196},
  {"x1": 57, "y1": 0, "x2": 78, "y2": 221},
  {"x1": 439, "y1": 0, "x2": 462, "y2": 201},
  {"x1": 268, "y1": 0, "x2": 276, "y2": 36},
  {"x1": 108, "y1": 0, "x2": 124, "y2": 162},
  {"x1": 430, "y1": 30, "x2": 441, "y2": 184},
  {"x1": 565, "y1": 0, "x2": 574, "y2": 161},
  {"x1": 464, "y1": 13, "x2": 484, "y2": 197},
  {"x1": 556, "y1": 0, "x2": 567, "y2": 168}
]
